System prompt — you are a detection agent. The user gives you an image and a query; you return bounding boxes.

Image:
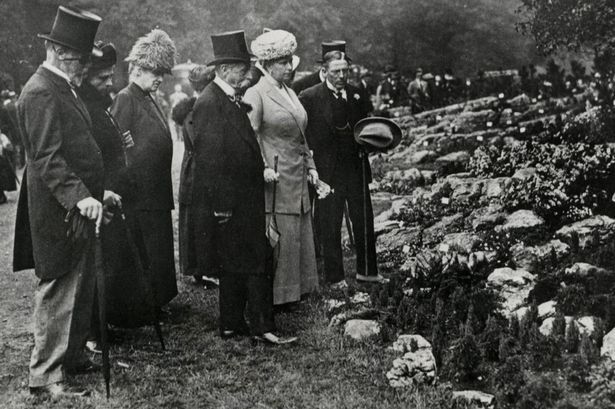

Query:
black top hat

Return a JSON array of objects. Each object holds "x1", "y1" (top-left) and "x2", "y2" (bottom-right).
[
  {"x1": 318, "y1": 40, "x2": 351, "y2": 63},
  {"x1": 207, "y1": 30, "x2": 253, "y2": 66},
  {"x1": 38, "y1": 6, "x2": 102, "y2": 57},
  {"x1": 354, "y1": 117, "x2": 402, "y2": 153}
]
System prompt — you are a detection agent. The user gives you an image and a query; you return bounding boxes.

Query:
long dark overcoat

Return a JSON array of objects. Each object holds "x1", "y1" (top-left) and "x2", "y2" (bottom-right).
[
  {"x1": 110, "y1": 82, "x2": 177, "y2": 307},
  {"x1": 191, "y1": 82, "x2": 266, "y2": 274},
  {"x1": 13, "y1": 66, "x2": 105, "y2": 279}
]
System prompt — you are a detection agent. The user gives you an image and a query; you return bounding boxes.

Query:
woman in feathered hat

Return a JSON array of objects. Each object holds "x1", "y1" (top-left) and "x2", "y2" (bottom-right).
[
  {"x1": 110, "y1": 29, "x2": 178, "y2": 316},
  {"x1": 243, "y1": 29, "x2": 320, "y2": 308}
]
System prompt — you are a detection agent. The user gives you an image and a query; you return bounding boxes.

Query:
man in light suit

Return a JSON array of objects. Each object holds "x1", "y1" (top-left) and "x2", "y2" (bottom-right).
[{"x1": 13, "y1": 6, "x2": 120, "y2": 397}]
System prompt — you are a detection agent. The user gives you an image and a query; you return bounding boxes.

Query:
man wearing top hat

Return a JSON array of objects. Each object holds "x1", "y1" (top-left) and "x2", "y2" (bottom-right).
[
  {"x1": 291, "y1": 40, "x2": 347, "y2": 95},
  {"x1": 192, "y1": 31, "x2": 294, "y2": 344},
  {"x1": 13, "y1": 6, "x2": 121, "y2": 397},
  {"x1": 299, "y1": 47, "x2": 387, "y2": 287}
]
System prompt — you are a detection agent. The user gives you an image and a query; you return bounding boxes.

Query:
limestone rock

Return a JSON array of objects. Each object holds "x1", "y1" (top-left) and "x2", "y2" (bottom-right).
[
  {"x1": 488, "y1": 267, "x2": 535, "y2": 287},
  {"x1": 410, "y1": 150, "x2": 437, "y2": 164},
  {"x1": 601, "y1": 327, "x2": 615, "y2": 360},
  {"x1": 540, "y1": 315, "x2": 597, "y2": 337},
  {"x1": 344, "y1": 319, "x2": 381, "y2": 341},
  {"x1": 453, "y1": 390, "x2": 496, "y2": 409},
  {"x1": 555, "y1": 215, "x2": 615, "y2": 249},
  {"x1": 538, "y1": 301, "x2": 557, "y2": 319},
  {"x1": 564, "y1": 262, "x2": 609, "y2": 278},
  {"x1": 512, "y1": 167, "x2": 537, "y2": 181},
  {"x1": 469, "y1": 204, "x2": 507, "y2": 231},
  {"x1": 540, "y1": 316, "x2": 573, "y2": 336},
  {"x1": 511, "y1": 240, "x2": 570, "y2": 274},
  {"x1": 451, "y1": 109, "x2": 498, "y2": 134},
  {"x1": 500, "y1": 210, "x2": 545, "y2": 233},
  {"x1": 391, "y1": 334, "x2": 432, "y2": 353},
  {"x1": 377, "y1": 227, "x2": 422, "y2": 253},
  {"x1": 439, "y1": 232, "x2": 480, "y2": 254},
  {"x1": 483, "y1": 177, "x2": 512, "y2": 200},
  {"x1": 508, "y1": 93, "x2": 531, "y2": 110},
  {"x1": 434, "y1": 151, "x2": 471, "y2": 175},
  {"x1": 423, "y1": 214, "x2": 464, "y2": 244}
]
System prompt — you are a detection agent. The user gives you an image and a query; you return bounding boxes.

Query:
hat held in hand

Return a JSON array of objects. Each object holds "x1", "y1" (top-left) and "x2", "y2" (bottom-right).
[{"x1": 354, "y1": 117, "x2": 402, "y2": 152}]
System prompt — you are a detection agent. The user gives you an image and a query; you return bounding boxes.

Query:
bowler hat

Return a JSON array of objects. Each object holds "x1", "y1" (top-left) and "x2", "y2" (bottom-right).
[
  {"x1": 354, "y1": 117, "x2": 402, "y2": 152},
  {"x1": 207, "y1": 30, "x2": 253, "y2": 66},
  {"x1": 38, "y1": 6, "x2": 102, "y2": 57},
  {"x1": 318, "y1": 40, "x2": 352, "y2": 63}
]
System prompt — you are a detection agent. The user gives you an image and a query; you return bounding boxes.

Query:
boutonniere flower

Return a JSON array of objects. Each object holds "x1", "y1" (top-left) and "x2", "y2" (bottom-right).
[{"x1": 354, "y1": 93, "x2": 361, "y2": 100}]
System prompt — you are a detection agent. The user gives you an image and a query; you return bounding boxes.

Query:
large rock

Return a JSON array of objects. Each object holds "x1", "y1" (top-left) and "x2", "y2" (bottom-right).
[
  {"x1": 512, "y1": 167, "x2": 537, "y2": 181},
  {"x1": 601, "y1": 327, "x2": 615, "y2": 360},
  {"x1": 387, "y1": 335, "x2": 436, "y2": 388},
  {"x1": 564, "y1": 262, "x2": 612, "y2": 278},
  {"x1": 344, "y1": 319, "x2": 381, "y2": 341},
  {"x1": 423, "y1": 214, "x2": 464, "y2": 245},
  {"x1": 377, "y1": 226, "x2": 422, "y2": 253},
  {"x1": 511, "y1": 240, "x2": 570, "y2": 273},
  {"x1": 500, "y1": 210, "x2": 545, "y2": 234},
  {"x1": 434, "y1": 151, "x2": 471, "y2": 175},
  {"x1": 410, "y1": 150, "x2": 437, "y2": 165},
  {"x1": 508, "y1": 93, "x2": 531, "y2": 110},
  {"x1": 555, "y1": 215, "x2": 615, "y2": 249},
  {"x1": 439, "y1": 232, "x2": 481, "y2": 254},
  {"x1": 451, "y1": 109, "x2": 498, "y2": 134},
  {"x1": 483, "y1": 177, "x2": 513, "y2": 200},
  {"x1": 469, "y1": 204, "x2": 507, "y2": 231},
  {"x1": 540, "y1": 316, "x2": 573, "y2": 336},
  {"x1": 488, "y1": 267, "x2": 535, "y2": 287},
  {"x1": 453, "y1": 391, "x2": 496, "y2": 409}
]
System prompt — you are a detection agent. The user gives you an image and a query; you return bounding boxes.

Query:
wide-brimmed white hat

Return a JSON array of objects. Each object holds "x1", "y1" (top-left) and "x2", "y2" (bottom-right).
[{"x1": 251, "y1": 29, "x2": 297, "y2": 61}]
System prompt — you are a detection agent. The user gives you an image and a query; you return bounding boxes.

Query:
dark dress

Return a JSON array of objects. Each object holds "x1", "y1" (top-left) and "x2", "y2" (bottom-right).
[{"x1": 110, "y1": 82, "x2": 177, "y2": 308}]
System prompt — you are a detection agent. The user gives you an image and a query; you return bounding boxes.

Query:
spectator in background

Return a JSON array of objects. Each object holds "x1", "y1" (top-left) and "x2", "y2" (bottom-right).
[
  {"x1": 174, "y1": 64, "x2": 218, "y2": 288},
  {"x1": 376, "y1": 65, "x2": 409, "y2": 109},
  {"x1": 169, "y1": 83, "x2": 188, "y2": 141},
  {"x1": 407, "y1": 67, "x2": 429, "y2": 113}
]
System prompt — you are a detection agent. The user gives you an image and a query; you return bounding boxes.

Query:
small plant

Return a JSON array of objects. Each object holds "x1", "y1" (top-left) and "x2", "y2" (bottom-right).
[{"x1": 566, "y1": 320, "x2": 581, "y2": 353}]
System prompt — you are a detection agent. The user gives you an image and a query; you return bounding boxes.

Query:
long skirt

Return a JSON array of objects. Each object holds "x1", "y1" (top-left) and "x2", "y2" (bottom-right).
[
  {"x1": 268, "y1": 211, "x2": 318, "y2": 305},
  {"x1": 133, "y1": 209, "x2": 178, "y2": 307}
]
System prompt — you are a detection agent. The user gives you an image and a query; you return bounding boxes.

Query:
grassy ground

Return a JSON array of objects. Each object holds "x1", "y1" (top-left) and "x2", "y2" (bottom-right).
[{"x1": 0, "y1": 144, "x2": 449, "y2": 409}]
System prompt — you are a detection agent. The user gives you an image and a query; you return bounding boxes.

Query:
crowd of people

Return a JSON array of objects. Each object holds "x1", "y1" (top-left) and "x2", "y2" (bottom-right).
[{"x1": 9, "y1": 5, "x2": 403, "y2": 398}]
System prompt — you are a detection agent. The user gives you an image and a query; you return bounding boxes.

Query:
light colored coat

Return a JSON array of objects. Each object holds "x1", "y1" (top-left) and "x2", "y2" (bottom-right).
[{"x1": 244, "y1": 74, "x2": 315, "y2": 215}]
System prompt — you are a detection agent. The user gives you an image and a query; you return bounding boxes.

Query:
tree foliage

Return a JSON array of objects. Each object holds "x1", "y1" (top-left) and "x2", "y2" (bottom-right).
[{"x1": 1, "y1": 0, "x2": 539, "y2": 89}]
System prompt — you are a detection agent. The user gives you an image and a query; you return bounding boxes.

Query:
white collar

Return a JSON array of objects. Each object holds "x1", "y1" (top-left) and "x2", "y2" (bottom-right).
[
  {"x1": 42, "y1": 61, "x2": 73, "y2": 85},
  {"x1": 213, "y1": 75, "x2": 236, "y2": 97},
  {"x1": 325, "y1": 79, "x2": 347, "y2": 99}
]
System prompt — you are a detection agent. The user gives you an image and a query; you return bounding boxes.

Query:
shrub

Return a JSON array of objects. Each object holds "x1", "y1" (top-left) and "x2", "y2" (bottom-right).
[
  {"x1": 564, "y1": 354, "x2": 592, "y2": 393},
  {"x1": 551, "y1": 310, "x2": 567, "y2": 344},
  {"x1": 444, "y1": 322, "x2": 482, "y2": 382},
  {"x1": 566, "y1": 320, "x2": 581, "y2": 353},
  {"x1": 556, "y1": 284, "x2": 589, "y2": 315},
  {"x1": 588, "y1": 359, "x2": 615, "y2": 406},
  {"x1": 480, "y1": 315, "x2": 504, "y2": 361},
  {"x1": 517, "y1": 373, "x2": 564, "y2": 409},
  {"x1": 494, "y1": 355, "x2": 527, "y2": 405}
]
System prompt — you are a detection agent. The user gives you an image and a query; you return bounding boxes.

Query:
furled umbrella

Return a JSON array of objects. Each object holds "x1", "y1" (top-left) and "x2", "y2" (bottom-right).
[
  {"x1": 266, "y1": 156, "x2": 281, "y2": 271},
  {"x1": 94, "y1": 219, "x2": 111, "y2": 399}
]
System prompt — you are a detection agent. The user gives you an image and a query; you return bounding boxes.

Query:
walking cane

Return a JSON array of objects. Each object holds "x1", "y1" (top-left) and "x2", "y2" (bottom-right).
[
  {"x1": 360, "y1": 149, "x2": 369, "y2": 277},
  {"x1": 118, "y1": 209, "x2": 166, "y2": 350},
  {"x1": 94, "y1": 220, "x2": 111, "y2": 399}
]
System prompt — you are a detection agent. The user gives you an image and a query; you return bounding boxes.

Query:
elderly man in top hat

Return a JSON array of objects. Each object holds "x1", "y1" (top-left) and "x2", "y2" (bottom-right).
[
  {"x1": 13, "y1": 6, "x2": 121, "y2": 397},
  {"x1": 299, "y1": 46, "x2": 388, "y2": 287},
  {"x1": 192, "y1": 30, "x2": 294, "y2": 345},
  {"x1": 291, "y1": 40, "x2": 347, "y2": 95}
]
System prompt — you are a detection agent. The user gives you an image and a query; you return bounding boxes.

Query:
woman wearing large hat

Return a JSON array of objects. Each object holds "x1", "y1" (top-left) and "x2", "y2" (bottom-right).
[
  {"x1": 243, "y1": 29, "x2": 320, "y2": 307},
  {"x1": 110, "y1": 29, "x2": 178, "y2": 314}
]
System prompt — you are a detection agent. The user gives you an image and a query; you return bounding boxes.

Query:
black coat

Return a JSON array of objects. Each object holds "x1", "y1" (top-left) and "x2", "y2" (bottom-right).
[
  {"x1": 110, "y1": 83, "x2": 174, "y2": 211},
  {"x1": 13, "y1": 66, "x2": 105, "y2": 279},
  {"x1": 192, "y1": 82, "x2": 266, "y2": 274},
  {"x1": 299, "y1": 82, "x2": 372, "y2": 186},
  {"x1": 291, "y1": 71, "x2": 321, "y2": 95}
]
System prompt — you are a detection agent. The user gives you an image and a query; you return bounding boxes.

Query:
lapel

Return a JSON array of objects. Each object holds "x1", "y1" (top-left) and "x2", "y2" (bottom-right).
[
  {"x1": 38, "y1": 67, "x2": 92, "y2": 128},
  {"x1": 262, "y1": 78, "x2": 306, "y2": 137},
  {"x1": 129, "y1": 83, "x2": 170, "y2": 136},
  {"x1": 212, "y1": 83, "x2": 260, "y2": 156}
]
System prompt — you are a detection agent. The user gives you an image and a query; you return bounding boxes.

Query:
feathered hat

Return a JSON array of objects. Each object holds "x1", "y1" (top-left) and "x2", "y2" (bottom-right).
[
  {"x1": 125, "y1": 29, "x2": 177, "y2": 75},
  {"x1": 251, "y1": 29, "x2": 297, "y2": 61}
]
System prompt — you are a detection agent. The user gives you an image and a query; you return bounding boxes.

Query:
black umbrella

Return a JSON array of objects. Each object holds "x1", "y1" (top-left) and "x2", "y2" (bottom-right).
[
  {"x1": 94, "y1": 220, "x2": 111, "y2": 399},
  {"x1": 266, "y1": 156, "x2": 281, "y2": 269}
]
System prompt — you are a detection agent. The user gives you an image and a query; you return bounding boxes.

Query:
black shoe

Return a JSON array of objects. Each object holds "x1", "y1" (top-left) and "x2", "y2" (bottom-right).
[
  {"x1": 30, "y1": 382, "x2": 90, "y2": 397},
  {"x1": 220, "y1": 326, "x2": 250, "y2": 340},
  {"x1": 0, "y1": 192, "x2": 6, "y2": 204}
]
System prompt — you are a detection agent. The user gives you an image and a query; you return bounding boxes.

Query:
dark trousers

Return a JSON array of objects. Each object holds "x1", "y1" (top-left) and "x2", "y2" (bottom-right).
[
  {"x1": 219, "y1": 269, "x2": 275, "y2": 336},
  {"x1": 316, "y1": 169, "x2": 378, "y2": 283}
]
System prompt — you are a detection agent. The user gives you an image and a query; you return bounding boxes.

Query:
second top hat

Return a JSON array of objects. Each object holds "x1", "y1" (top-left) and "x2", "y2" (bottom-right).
[
  {"x1": 38, "y1": 6, "x2": 102, "y2": 57},
  {"x1": 318, "y1": 40, "x2": 351, "y2": 63},
  {"x1": 208, "y1": 30, "x2": 253, "y2": 66}
]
